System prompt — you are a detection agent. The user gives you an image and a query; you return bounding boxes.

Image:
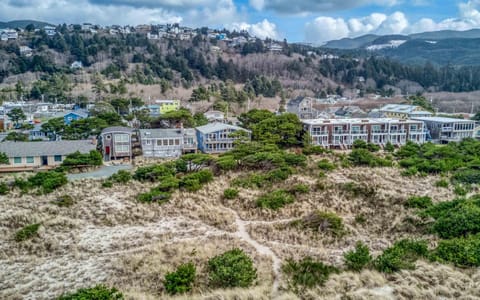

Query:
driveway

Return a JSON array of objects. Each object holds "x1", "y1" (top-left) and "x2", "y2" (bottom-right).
[{"x1": 67, "y1": 164, "x2": 132, "y2": 180}]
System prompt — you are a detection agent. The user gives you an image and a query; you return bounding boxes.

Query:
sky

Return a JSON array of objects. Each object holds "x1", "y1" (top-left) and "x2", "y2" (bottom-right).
[{"x1": 2, "y1": 0, "x2": 480, "y2": 43}]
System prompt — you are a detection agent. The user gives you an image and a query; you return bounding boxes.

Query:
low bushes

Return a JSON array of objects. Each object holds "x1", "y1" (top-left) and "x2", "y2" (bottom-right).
[
  {"x1": 299, "y1": 211, "x2": 345, "y2": 237},
  {"x1": 223, "y1": 188, "x2": 239, "y2": 199},
  {"x1": 14, "y1": 170, "x2": 68, "y2": 194},
  {"x1": 431, "y1": 234, "x2": 480, "y2": 267},
  {"x1": 317, "y1": 159, "x2": 336, "y2": 171},
  {"x1": 0, "y1": 182, "x2": 9, "y2": 195},
  {"x1": 137, "y1": 189, "x2": 171, "y2": 203},
  {"x1": 341, "y1": 182, "x2": 376, "y2": 198},
  {"x1": 232, "y1": 167, "x2": 293, "y2": 189},
  {"x1": 373, "y1": 239, "x2": 428, "y2": 273},
  {"x1": 179, "y1": 169, "x2": 213, "y2": 192},
  {"x1": 108, "y1": 170, "x2": 132, "y2": 184},
  {"x1": 344, "y1": 242, "x2": 372, "y2": 271},
  {"x1": 256, "y1": 189, "x2": 295, "y2": 210},
  {"x1": 164, "y1": 262, "x2": 196, "y2": 295},
  {"x1": 288, "y1": 184, "x2": 310, "y2": 195},
  {"x1": 57, "y1": 285, "x2": 123, "y2": 300},
  {"x1": 283, "y1": 257, "x2": 338, "y2": 288},
  {"x1": 207, "y1": 248, "x2": 257, "y2": 288},
  {"x1": 61, "y1": 150, "x2": 103, "y2": 168},
  {"x1": 428, "y1": 200, "x2": 480, "y2": 239},
  {"x1": 15, "y1": 223, "x2": 41, "y2": 242},
  {"x1": 348, "y1": 148, "x2": 392, "y2": 167},
  {"x1": 404, "y1": 196, "x2": 432, "y2": 209},
  {"x1": 133, "y1": 163, "x2": 176, "y2": 182},
  {"x1": 52, "y1": 195, "x2": 74, "y2": 207}
]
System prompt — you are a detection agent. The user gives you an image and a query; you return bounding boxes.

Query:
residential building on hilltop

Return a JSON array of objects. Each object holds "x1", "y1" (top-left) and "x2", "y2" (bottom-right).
[
  {"x1": 63, "y1": 109, "x2": 89, "y2": 125},
  {"x1": 379, "y1": 104, "x2": 433, "y2": 119},
  {"x1": 155, "y1": 99, "x2": 180, "y2": 114},
  {"x1": 100, "y1": 127, "x2": 135, "y2": 161},
  {"x1": 287, "y1": 97, "x2": 319, "y2": 119},
  {"x1": 302, "y1": 118, "x2": 427, "y2": 149},
  {"x1": 0, "y1": 140, "x2": 96, "y2": 171},
  {"x1": 411, "y1": 117, "x2": 476, "y2": 143},
  {"x1": 139, "y1": 128, "x2": 197, "y2": 158},
  {"x1": 196, "y1": 123, "x2": 251, "y2": 154}
]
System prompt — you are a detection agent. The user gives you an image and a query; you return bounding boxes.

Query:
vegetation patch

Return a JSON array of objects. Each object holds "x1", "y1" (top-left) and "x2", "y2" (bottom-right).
[
  {"x1": 256, "y1": 189, "x2": 295, "y2": 210},
  {"x1": 341, "y1": 182, "x2": 377, "y2": 198},
  {"x1": 179, "y1": 169, "x2": 214, "y2": 192},
  {"x1": 344, "y1": 242, "x2": 372, "y2": 271},
  {"x1": 299, "y1": 211, "x2": 345, "y2": 237},
  {"x1": 373, "y1": 239, "x2": 429, "y2": 273},
  {"x1": 15, "y1": 223, "x2": 41, "y2": 242},
  {"x1": 207, "y1": 248, "x2": 257, "y2": 288},
  {"x1": 404, "y1": 196, "x2": 433, "y2": 209},
  {"x1": 348, "y1": 148, "x2": 392, "y2": 167},
  {"x1": 108, "y1": 170, "x2": 132, "y2": 184},
  {"x1": 137, "y1": 189, "x2": 171, "y2": 204},
  {"x1": 317, "y1": 159, "x2": 336, "y2": 171},
  {"x1": 0, "y1": 182, "x2": 9, "y2": 195},
  {"x1": 164, "y1": 262, "x2": 196, "y2": 295},
  {"x1": 223, "y1": 188, "x2": 239, "y2": 200},
  {"x1": 431, "y1": 234, "x2": 480, "y2": 267},
  {"x1": 57, "y1": 285, "x2": 123, "y2": 300},
  {"x1": 14, "y1": 170, "x2": 68, "y2": 194},
  {"x1": 283, "y1": 257, "x2": 338, "y2": 289},
  {"x1": 52, "y1": 195, "x2": 75, "y2": 207},
  {"x1": 60, "y1": 150, "x2": 103, "y2": 169}
]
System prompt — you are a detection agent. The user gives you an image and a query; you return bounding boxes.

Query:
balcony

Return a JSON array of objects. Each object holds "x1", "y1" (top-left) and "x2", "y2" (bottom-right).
[
  {"x1": 371, "y1": 130, "x2": 388, "y2": 134},
  {"x1": 441, "y1": 127, "x2": 453, "y2": 132},
  {"x1": 390, "y1": 130, "x2": 407, "y2": 134},
  {"x1": 350, "y1": 130, "x2": 368, "y2": 135},
  {"x1": 311, "y1": 131, "x2": 329, "y2": 136}
]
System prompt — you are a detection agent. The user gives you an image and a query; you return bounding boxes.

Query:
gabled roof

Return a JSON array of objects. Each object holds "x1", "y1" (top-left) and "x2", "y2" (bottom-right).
[
  {"x1": 195, "y1": 122, "x2": 249, "y2": 134},
  {"x1": 0, "y1": 140, "x2": 96, "y2": 157},
  {"x1": 64, "y1": 109, "x2": 89, "y2": 118}
]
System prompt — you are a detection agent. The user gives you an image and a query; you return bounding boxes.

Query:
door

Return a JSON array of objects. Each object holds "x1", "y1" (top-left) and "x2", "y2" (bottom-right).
[{"x1": 41, "y1": 156, "x2": 48, "y2": 166}]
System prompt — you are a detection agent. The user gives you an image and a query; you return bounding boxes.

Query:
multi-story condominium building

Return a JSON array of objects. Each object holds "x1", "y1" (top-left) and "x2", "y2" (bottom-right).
[
  {"x1": 196, "y1": 123, "x2": 251, "y2": 154},
  {"x1": 379, "y1": 104, "x2": 433, "y2": 119},
  {"x1": 139, "y1": 128, "x2": 197, "y2": 158},
  {"x1": 303, "y1": 118, "x2": 427, "y2": 149},
  {"x1": 100, "y1": 127, "x2": 135, "y2": 161},
  {"x1": 412, "y1": 117, "x2": 476, "y2": 143}
]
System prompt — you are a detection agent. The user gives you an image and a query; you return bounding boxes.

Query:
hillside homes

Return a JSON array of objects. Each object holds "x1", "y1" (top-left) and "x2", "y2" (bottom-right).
[
  {"x1": 411, "y1": 117, "x2": 476, "y2": 143},
  {"x1": 100, "y1": 127, "x2": 135, "y2": 161},
  {"x1": 196, "y1": 123, "x2": 251, "y2": 154},
  {"x1": 139, "y1": 128, "x2": 197, "y2": 158},
  {"x1": 303, "y1": 118, "x2": 427, "y2": 149}
]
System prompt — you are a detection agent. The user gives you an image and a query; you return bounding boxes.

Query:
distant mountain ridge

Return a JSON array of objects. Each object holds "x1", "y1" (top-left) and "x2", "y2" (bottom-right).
[
  {"x1": 0, "y1": 20, "x2": 53, "y2": 29},
  {"x1": 323, "y1": 29, "x2": 480, "y2": 49}
]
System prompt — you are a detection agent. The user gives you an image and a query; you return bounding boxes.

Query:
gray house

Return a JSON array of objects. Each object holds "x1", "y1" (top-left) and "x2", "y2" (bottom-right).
[
  {"x1": 100, "y1": 127, "x2": 134, "y2": 161},
  {"x1": 139, "y1": 128, "x2": 197, "y2": 158},
  {"x1": 196, "y1": 123, "x2": 251, "y2": 154},
  {"x1": 412, "y1": 117, "x2": 476, "y2": 143},
  {"x1": 287, "y1": 97, "x2": 318, "y2": 119},
  {"x1": 0, "y1": 140, "x2": 96, "y2": 171}
]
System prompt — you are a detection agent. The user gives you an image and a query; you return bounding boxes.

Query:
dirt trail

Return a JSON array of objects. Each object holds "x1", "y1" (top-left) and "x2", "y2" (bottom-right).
[{"x1": 225, "y1": 208, "x2": 282, "y2": 296}]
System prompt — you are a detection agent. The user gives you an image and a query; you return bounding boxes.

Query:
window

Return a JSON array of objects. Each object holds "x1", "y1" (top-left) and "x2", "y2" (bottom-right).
[
  {"x1": 14, "y1": 157, "x2": 21, "y2": 164},
  {"x1": 157, "y1": 140, "x2": 162, "y2": 146},
  {"x1": 115, "y1": 144, "x2": 130, "y2": 153},
  {"x1": 54, "y1": 155, "x2": 62, "y2": 162},
  {"x1": 146, "y1": 139, "x2": 151, "y2": 145},
  {"x1": 163, "y1": 139, "x2": 168, "y2": 146},
  {"x1": 169, "y1": 139, "x2": 174, "y2": 146},
  {"x1": 114, "y1": 134, "x2": 129, "y2": 142},
  {"x1": 26, "y1": 156, "x2": 34, "y2": 163},
  {"x1": 174, "y1": 139, "x2": 180, "y2": 146},
  {"x1": 372, "y1": 125, "x2": 381, "y2": 133},
  {"x1": 351, "y1": 126, "x2": 360, "y2": 134},
  {"x1": 105, "y1": 134, "x2": 111, "y2": 140},
  {"x1": 410, "y1": 125, "x2": 417, "y2": 131}
]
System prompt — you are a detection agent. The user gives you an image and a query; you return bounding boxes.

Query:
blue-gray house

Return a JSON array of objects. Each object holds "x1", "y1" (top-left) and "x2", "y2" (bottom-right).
[
  {"x1": 195, "y1": 122, "x2": 250, "y2": 154},
  {"x1": 63, "y1": 110, "x2": 89, "y2": 125}
]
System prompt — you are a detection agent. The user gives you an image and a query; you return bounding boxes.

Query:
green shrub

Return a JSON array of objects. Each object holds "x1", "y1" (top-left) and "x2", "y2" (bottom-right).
[
  {"x1": 289, "y1": 184, "x2": 310, "y2": 195},
  {"x1": 344, "y1": 242, "x2": 372, "y2": 271},
  {"x1": 164, "y1": 262, "x2": 196, "y2": 295},
  {"x1": 179, "y1": 169, "x2": 214, "y2": 192},
  {"x1": 133, "y1": 163, "x2": 176, "y2": 182},
  {"x1": 385, "y1": 142, "x2": 395, "y2": 152},
  {"x1": 429, "y1": 200, "x2": 480, "y2": 239},
  {"x1": 282, "y1": 257, "x2": 338, "y2": 288},
  {"x1": 215, "y1": 156, "x2": 237, "y2": 171},
  {"x1": 57, "y1": 285, "x2": 123, "y2": 300},
  {"x1": 256, "y1": 190, "x2": 295, "y2": 210},
  {"x1": 431, "y1": 234, "x2": 480, "y2": 267},
  {"x1": 15, "y1": 223, "x2": 41, "y2": 242},
  {"x1": 452, "y1": 169, "x2": 480, "y2": 185},
  {"x1": 61, "y1": 150, "x2": 103, "y2": 168},
  {"x1": 16, "y1": 171, "x2": 68, "y2": 194},
  {"x1": 157, "y1": 176, "x2": 180, "y2": 192},
  {"x1": 454, "y1": 184, "x2": 468, "y2": 196},
  {"x1": 373, "y1": 239, "x2": 428, "y2": 273},
  {"x1": 137, "y1": 189, "x2": 171, "y2": 204},
  {"x1": 102, "y1": 181, "x2": 113, "y2": 188},
  {"x1": 401, "y1": 166, "x2": 418, "y2": 177},
  {"x1": 355, "y1": 214, "x2": 367, "y2": 224},
  {"x1": 348, "y1": 148, "x2": 392, "y2": 167},
  {"x1": 317, "y1": 159, "x2": 336, "y2": 171},
  {"x1": 303, "y1": 146, "x2": 327, "y2": 155},
  {"x1": 435, "y1": 179, "x2": 449, "y2": 188},
  {"x1": 109, "y1": 170, "x2": 131, "y2": 184},
  {"x1": 0, "y1": 182, "x2": 9, "y2": 195},
  {"x1": 300, "y1": 211, "x2": 345, "y2": 237},
  {"x1": 404, "y1": 196, "x2": 433, "y2": 209},
  {"x1": 223, "y1": 188, "x2": 239, "y2": 199},
  {"x1": 52, "y1": 195, "x2": 74, "y2": 207},
  {"x1": 341, "y1": 182, "x2": 376, "y2": 198},
  {"x1": 208, "y1": 248, "x2": 257, "y2": 288}
]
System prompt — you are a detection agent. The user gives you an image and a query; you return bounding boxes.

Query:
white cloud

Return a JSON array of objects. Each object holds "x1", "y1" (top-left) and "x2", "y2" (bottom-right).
[
  {"x1": 250, "y1": 0, "x2": 399, "y2": 14},
  {"x1": 305, "y1": 1, "x2": 480, "y2": 43},
  {"x1": 230, "y1": 19, "x2": 279, "y2": 39}
]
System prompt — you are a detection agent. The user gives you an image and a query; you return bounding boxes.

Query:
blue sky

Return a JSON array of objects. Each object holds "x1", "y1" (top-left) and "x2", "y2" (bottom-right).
[{"x1": 1, "y1": 0, "x2": 480, "y2": 43}]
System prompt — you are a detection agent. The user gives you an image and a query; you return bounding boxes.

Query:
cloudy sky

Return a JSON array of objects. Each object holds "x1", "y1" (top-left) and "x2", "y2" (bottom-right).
[{"x1": 2, "y1": 0, "x2": 480, "y2": 43}]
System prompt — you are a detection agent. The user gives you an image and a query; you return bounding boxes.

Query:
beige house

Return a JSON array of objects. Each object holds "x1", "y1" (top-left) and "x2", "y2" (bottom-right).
[{"x1": 0, "y1": 140, "x2": 97, "y2": 172}]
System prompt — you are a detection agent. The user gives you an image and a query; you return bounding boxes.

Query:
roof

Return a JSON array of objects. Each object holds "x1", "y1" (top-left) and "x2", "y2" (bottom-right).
[
  {"x1": 379, "y1": 104, "x2": 419, "y2": 113},
  {"x1": 195, "y1": 122, "x2": 250, "y2": 134},
  {"x1": 64, "y1": 109, "x2": 89, "y2": 118},
  {"x1": 0, "y1": 140, "x2": 96, "y2": 157},
  {"x1": 101, "y1": 126, "x2": 134, "y2": 135},
  {"x1": 302, "y1": 118, "x2": 425, "y2": 125},
  {"x1": 139, "y1": 128, "x2": 195, "y2": 139},
  {"x1": 287, "y1": 97, "x2": 311, "y2": 108},
  {"x1": 411, "y1": 117, "x2": 476, "y2": 123},
  {"x1": 409, "y1": 111, "x2": 433, "y2": 115}
]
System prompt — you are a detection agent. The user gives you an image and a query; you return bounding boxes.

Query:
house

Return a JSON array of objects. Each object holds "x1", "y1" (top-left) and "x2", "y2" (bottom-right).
[
  {"x1": 335, "y1": 106, "x2": 367, "y2": 118},
  {"x1": 379, "y1": 104, "x2": 433, "y2": 119},
  {"x1": 196, "y1": 123, "x2": 251, "y2": 154},
  {"x1": 474, "y1": 124, "x2": 480, "y2": 141},
  {"x1": 26, "y1": 124, "x2": 49, "y2": 141},
  {"x1": 411, "y1": 117, "x2": 476, "y2": 143},
  {"x1": 302, "y1": 118, "x2": 427, "y2": 149},
  {"x1": 0, "y1": 140, "x2": 96, "y2": 172},
  {"x1": 19, "y1": 46, "x2": 33, "y2": 57},
  {"x1": 287, "y1": 97, "x2": 319, "y2": 119},
  {"x1": 155, "y1": 99, "x2": 180, "y2": 115},
  {"x1": 204, "y1": 110, "x2": 225, "y2": 123},
  {"x1": 100, "y1": 127, "x2": 134, "y2": 161},
  {"x1": 0, "y1": 29, "x2": 18, "y2": 41},
  {"x1": 63, "y1": 110, "x2": 89, "y2": 125},
  {"x1": 44, "y1": 26, "x2": 56, "y2": 36},
  {"x1": 268, "y1": 43, "x2": 283, "y2": 52},
  {"x1": 139, "y1": 128, "x2": 197, "y2": 158},
  {"x1": 70, "y1": 61, "x2": 83, "y2": 69}
]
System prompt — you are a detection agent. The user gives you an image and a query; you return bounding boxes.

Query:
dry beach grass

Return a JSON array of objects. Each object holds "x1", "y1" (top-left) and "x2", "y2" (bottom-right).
[{"x1": 0, "y1": 160, "x2": 479, "y2": 299}]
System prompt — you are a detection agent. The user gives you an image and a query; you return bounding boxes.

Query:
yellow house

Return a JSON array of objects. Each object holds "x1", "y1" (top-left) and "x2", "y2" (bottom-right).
[{"x1": 155, "y1": 99, "x2": 180, "y2": 114}]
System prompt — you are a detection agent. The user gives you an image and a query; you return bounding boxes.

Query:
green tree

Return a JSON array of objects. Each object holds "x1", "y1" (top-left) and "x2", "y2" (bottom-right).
[
  {"x1": 0, "y1": 152, "x2": 9, "y2": 164},
  {"x1": 252, "y1": 113, "x2": 302, "y2": 147},
  {"x1": 7, "y1": 108, "x2": 26, "y2": 127},
  {"x1": 5, "y1": 132, "x2": 29, "y2": 142},
  {"x1": 164, "y1": 262, "x2": 196, "y2": 295}
]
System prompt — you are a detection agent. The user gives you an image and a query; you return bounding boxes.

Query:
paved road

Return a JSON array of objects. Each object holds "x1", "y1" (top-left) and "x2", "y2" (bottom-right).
[{"x1": 67, "y1": 164, "x2": 132, "y2": 180}]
